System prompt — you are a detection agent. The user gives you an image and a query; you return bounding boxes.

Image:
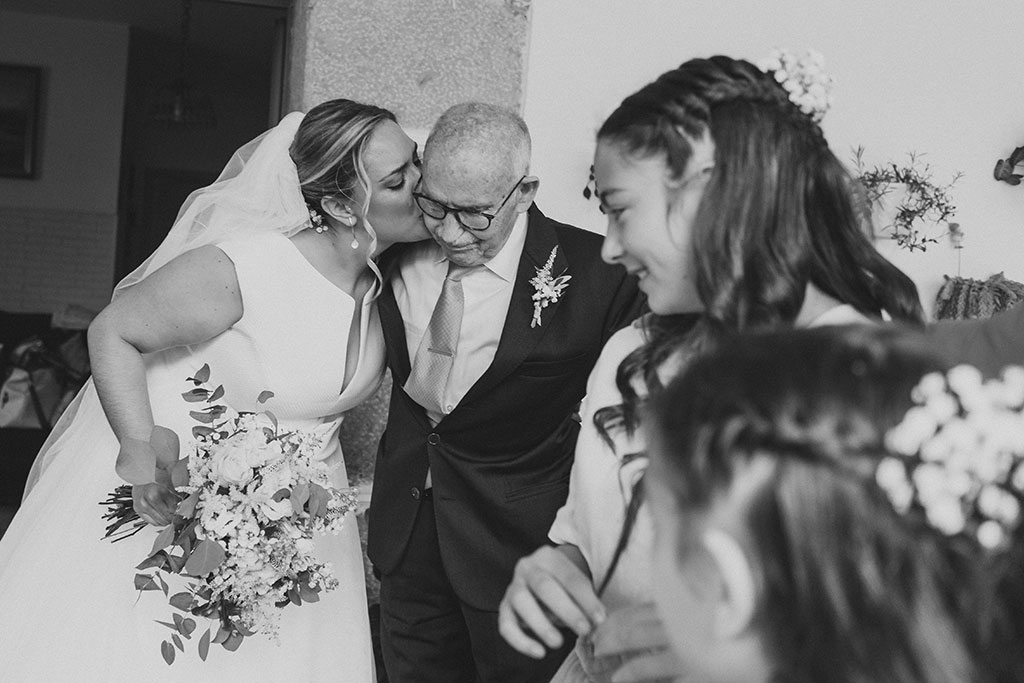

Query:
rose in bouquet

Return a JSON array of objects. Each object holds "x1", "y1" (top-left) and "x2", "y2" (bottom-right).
[{"x1": 100, "y1": 364, "x2": 358, "y2": 664}]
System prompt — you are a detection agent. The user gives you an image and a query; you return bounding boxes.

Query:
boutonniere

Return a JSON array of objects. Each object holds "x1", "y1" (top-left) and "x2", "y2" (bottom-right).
[{"x1": 529, "y1": 246, "x2": 571, "y2": 328}]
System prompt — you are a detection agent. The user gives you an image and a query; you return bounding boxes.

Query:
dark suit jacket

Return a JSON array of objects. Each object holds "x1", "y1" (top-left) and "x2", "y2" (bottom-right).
[
  {"x1": 368, "y1": 204, "x2": 643, "y2": 610},
  {"x1": 925, "y1": 301, "x2": 1024, "y2": 377}
]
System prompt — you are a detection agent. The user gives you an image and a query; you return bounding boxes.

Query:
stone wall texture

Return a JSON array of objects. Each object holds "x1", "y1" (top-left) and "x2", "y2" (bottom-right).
[{"x1": 289, "y1": 0, "x2": 531, "y2": 126}]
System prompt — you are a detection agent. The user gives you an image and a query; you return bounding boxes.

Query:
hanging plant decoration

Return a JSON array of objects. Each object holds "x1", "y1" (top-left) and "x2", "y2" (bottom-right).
[
  {"x1": 993, "y1": 146, "x2": 1024, "y2": 186},
  {"x1": 853, "y1": 146, "x2": 963, "y2": 252}
]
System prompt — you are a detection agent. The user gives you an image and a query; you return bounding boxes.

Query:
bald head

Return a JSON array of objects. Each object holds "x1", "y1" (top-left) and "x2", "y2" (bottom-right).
[
  {"x1": 419, "y1": 102, "x2": 539, "y2": 266},
  {"x1": 425, "y1": 102, "x2": 531, "y2": 189}
]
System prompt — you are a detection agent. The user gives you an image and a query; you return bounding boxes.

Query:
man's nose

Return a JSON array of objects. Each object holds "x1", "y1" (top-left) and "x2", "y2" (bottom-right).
[{"x1": 433, "y1": 213, "x2": 465, "y2": 243}]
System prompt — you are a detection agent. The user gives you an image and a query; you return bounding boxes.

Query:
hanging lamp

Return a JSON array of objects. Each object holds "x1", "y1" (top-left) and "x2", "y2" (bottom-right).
[{"x1": 149, "y1": 0, "x2": 216, "y2": 127}]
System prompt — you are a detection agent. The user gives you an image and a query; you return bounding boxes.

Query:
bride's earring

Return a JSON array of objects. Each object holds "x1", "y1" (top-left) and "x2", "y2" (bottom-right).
[{"x1": 344, "y1": 209, "x2": 359, "y2": 249}]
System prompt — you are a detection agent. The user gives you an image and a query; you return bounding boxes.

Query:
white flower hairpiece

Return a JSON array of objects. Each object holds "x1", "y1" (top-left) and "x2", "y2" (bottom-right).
[
  {"x1": 757, "y1": 48, "x2": 835, "y2": 124},
  {"x1": 877, "y1": 364, "x2": 1024, "y2": 550}
]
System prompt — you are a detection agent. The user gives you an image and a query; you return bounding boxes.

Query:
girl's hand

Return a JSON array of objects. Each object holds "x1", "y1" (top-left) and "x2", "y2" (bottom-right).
[{"x1": 497, "y1": 544, "x2": 606, "y2": 659}]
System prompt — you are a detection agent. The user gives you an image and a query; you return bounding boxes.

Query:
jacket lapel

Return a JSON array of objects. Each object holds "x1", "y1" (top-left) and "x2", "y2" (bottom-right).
[
  {"x1": 378, "y1": 265, "x2": 412, "y2": 385},
  {"x1": 458, "y1": 205, "x2": 566, "y2": 407}
]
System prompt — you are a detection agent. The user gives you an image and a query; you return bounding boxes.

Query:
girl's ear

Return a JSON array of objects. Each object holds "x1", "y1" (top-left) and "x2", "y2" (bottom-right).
[
  {"x1": 702, "y1": 527, "x2": 757, "y2": 639},
  {"x1": 321, "y1": 196, "x2": 357, "y2": 226}
]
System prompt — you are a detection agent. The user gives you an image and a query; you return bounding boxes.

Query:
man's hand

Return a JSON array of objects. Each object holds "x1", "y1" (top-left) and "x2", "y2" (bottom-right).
[
  {"x1": 589, "y1": 602, "x2": 685, "y2": 683},
  {"x1": 131, "y1": 481, "x2": 179, "y2": 527},
  {"x1": 498, "y1": 544, "x2": 606, "y2": 659}
]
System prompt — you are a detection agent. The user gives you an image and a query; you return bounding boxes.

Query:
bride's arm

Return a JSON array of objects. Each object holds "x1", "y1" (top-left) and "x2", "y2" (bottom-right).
[
  {"x1": 88, "y1": 245, "x2": 242, "y2": 523},
  {"x1": 89, "y1": 245, "x2": 242, "y2": 442}
]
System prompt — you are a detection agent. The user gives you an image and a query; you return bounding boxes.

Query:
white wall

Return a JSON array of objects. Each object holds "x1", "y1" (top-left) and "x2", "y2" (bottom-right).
[
  {"x1": 0, "y1": 11, "x2": 128, "y2": 313},
  {"x1": 523, "y1": 0, "x2": 1024, "y2": 318}
]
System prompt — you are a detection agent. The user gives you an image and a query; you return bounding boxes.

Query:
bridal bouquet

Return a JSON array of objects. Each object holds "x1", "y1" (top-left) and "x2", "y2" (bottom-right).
[{"x1": 100, "y1": 364, "x2": 358, "y2": 665}]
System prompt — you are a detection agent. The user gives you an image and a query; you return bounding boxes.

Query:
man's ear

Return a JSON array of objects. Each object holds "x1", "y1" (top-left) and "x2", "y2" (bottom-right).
[
  {"x1": 702, "y1": 527, "x2": 757, "y2": 639},
  {"x1": 513, "y1": 175, "x2": 540, "y2": 211},
  {"x1": 321, "y1": 196, "x2": 357, "y2": 226}
]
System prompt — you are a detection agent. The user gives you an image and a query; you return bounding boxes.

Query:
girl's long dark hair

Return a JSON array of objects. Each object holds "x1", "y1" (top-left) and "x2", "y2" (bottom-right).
[{"x1": 647, "y1": 324, "x2": 1024, "y2": 683}]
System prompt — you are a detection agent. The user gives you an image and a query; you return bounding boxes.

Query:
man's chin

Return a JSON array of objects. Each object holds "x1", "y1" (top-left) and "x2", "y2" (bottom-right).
[{"x1": 441, "y1": 246, "x2": 484, "y2": 267}]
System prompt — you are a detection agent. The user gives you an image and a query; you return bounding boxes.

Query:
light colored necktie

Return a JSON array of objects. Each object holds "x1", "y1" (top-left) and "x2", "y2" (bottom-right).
[{"x1": 404, "y1": 262, "x2": 473, "y2": 417}]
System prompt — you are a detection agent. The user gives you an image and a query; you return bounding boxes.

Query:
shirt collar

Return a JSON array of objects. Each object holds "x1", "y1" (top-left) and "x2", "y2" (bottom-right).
[{"x1": 480, "y1": 211, "x2": 528, "y2": 282}]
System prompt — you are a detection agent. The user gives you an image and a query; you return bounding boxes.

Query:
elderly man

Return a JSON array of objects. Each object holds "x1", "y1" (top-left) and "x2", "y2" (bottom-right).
[{"x1": 368, "y1": 102, "x2": 643, "y2": 682}]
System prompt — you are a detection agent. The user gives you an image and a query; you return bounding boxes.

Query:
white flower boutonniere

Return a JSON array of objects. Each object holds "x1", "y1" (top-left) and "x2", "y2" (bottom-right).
[{"x1": 529, "y1": 246, "x2": 571, "y2": 328}]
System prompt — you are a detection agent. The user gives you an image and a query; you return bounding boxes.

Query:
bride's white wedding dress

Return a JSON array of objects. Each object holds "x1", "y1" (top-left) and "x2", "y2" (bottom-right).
[{"x1": 0, "y1": 233, "x2": 381, "y2": 681}]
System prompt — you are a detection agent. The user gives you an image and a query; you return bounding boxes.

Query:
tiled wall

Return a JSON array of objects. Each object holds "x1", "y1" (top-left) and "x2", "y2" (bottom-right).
[{"x1": 0, "y1": 206, "x2": 116, "y2": 314}]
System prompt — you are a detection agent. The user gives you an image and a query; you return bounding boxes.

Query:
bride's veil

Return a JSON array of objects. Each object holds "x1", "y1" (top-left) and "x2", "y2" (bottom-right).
[{"x1": 23, "y1": 112, "x2": 310, "y2": 498}]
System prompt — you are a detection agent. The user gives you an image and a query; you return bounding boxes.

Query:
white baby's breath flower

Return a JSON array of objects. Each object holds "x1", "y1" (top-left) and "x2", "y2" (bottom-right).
[
  {"x1": 880, "y1": 363, "x2": 1024, "y2": 550},
  {"x1": 885, "y1": 406, "x2": 938, "y2": 455},
  {"x1": 876, "y1": 457, "x2": 913, "y2": 513},
  {"x1": 1000, "y1": 366, "x2": 1024, "y2": 407},
  {"x1": 912, "y1": 372, "x2": 948, "y2": 402},
  {"x1": 912, "y1": 463, "x2": 946, "y2": 502},
  {"x1": 977, "y1": 520, "x2": 1006, "y2": 549},
  {"x1": 924, "y1": 495, "x2": 966, "y2": 535},
  {"x1": 757, "y1": 47, "x2": 834, "y2": 123},
  {"x1": 923, "y1": 391, "x2": 958, "y2": 423},
  {"x1": 948, "y1": 364, "x2": 987, "y2": 413}
]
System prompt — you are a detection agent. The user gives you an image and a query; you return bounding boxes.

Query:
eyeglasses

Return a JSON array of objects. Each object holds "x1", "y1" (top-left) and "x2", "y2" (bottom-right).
[{"x1": 413, "y1": 175, "x2": 526, "y2": 232}]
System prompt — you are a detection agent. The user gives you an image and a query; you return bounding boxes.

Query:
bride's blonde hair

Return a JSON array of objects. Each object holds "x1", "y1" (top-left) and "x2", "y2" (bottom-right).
[{"x1": 291, "y1": 98, "x2": 396, "y2": 242}]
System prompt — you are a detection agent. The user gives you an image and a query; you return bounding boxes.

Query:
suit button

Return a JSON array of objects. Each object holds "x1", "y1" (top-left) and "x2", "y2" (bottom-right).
[
  {"x1": 427, "y1": 433, "x2": 441, "y2": 446},
  {"x1": 410, "y1": 486, "x2": 421, "y2": 500}
]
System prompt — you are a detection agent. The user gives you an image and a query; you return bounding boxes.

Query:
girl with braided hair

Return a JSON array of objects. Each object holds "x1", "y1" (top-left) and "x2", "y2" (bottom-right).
[
  {"x1": 499, "y1": 53, "x2": 923, "y2": 682},
  {"x1": 645, "y1": 323, "x2": 1024, "y2": 683}
]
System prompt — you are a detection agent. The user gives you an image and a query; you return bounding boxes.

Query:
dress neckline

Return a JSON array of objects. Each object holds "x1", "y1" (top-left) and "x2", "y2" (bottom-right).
[
  {"x1": 274, "y1": 234, "x2": 377, "y2": 400},
  {"x1": 277, "y1": 233, "x2": 379, "y2": 308}
]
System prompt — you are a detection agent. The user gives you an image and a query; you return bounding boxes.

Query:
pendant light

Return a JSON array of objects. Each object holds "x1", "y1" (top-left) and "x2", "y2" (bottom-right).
[{"x1": 149, "y1": 0, "x2": 216, "y2": 127}]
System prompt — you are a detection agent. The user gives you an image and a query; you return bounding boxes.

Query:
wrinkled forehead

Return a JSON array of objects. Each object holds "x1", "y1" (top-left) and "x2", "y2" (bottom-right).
[{"x1": 421, "y1": 144, "x2": 512, "y2": 200}]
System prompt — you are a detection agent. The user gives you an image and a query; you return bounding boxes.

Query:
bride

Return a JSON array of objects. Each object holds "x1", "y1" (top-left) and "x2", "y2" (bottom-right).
[{"x1": 0, "y1": 99, "x2": 427, "y2": 680}]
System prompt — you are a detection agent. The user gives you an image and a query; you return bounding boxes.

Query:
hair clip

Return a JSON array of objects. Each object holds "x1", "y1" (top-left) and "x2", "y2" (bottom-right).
[
  {"x1": 757, "y1": 48, "x2": 835, "y2": 123},
  {"x1": 308, "y1": 207, "x2": 327, "y2": 234}
]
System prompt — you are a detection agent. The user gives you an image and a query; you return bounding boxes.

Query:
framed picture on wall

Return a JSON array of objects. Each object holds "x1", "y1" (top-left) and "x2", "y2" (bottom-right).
[{"x1": 0, "y1": 64, "x2": 43, "y2": 179}]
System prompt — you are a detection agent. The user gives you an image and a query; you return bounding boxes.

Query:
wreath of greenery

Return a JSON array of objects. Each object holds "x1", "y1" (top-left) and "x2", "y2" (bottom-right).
[{"x1": 853, "y1": 146, "x2": 962, "y2": 252}]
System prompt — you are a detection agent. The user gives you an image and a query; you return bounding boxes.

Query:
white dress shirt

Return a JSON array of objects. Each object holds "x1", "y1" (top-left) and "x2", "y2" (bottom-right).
[{"x1": 394, "y1": 212, "x2": 529, "y2": 426}]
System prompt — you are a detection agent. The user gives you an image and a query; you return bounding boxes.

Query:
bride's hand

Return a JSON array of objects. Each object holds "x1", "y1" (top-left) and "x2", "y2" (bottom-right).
[{"x1": 132, "y1": 482, "x2": 179, "y2": 527}]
